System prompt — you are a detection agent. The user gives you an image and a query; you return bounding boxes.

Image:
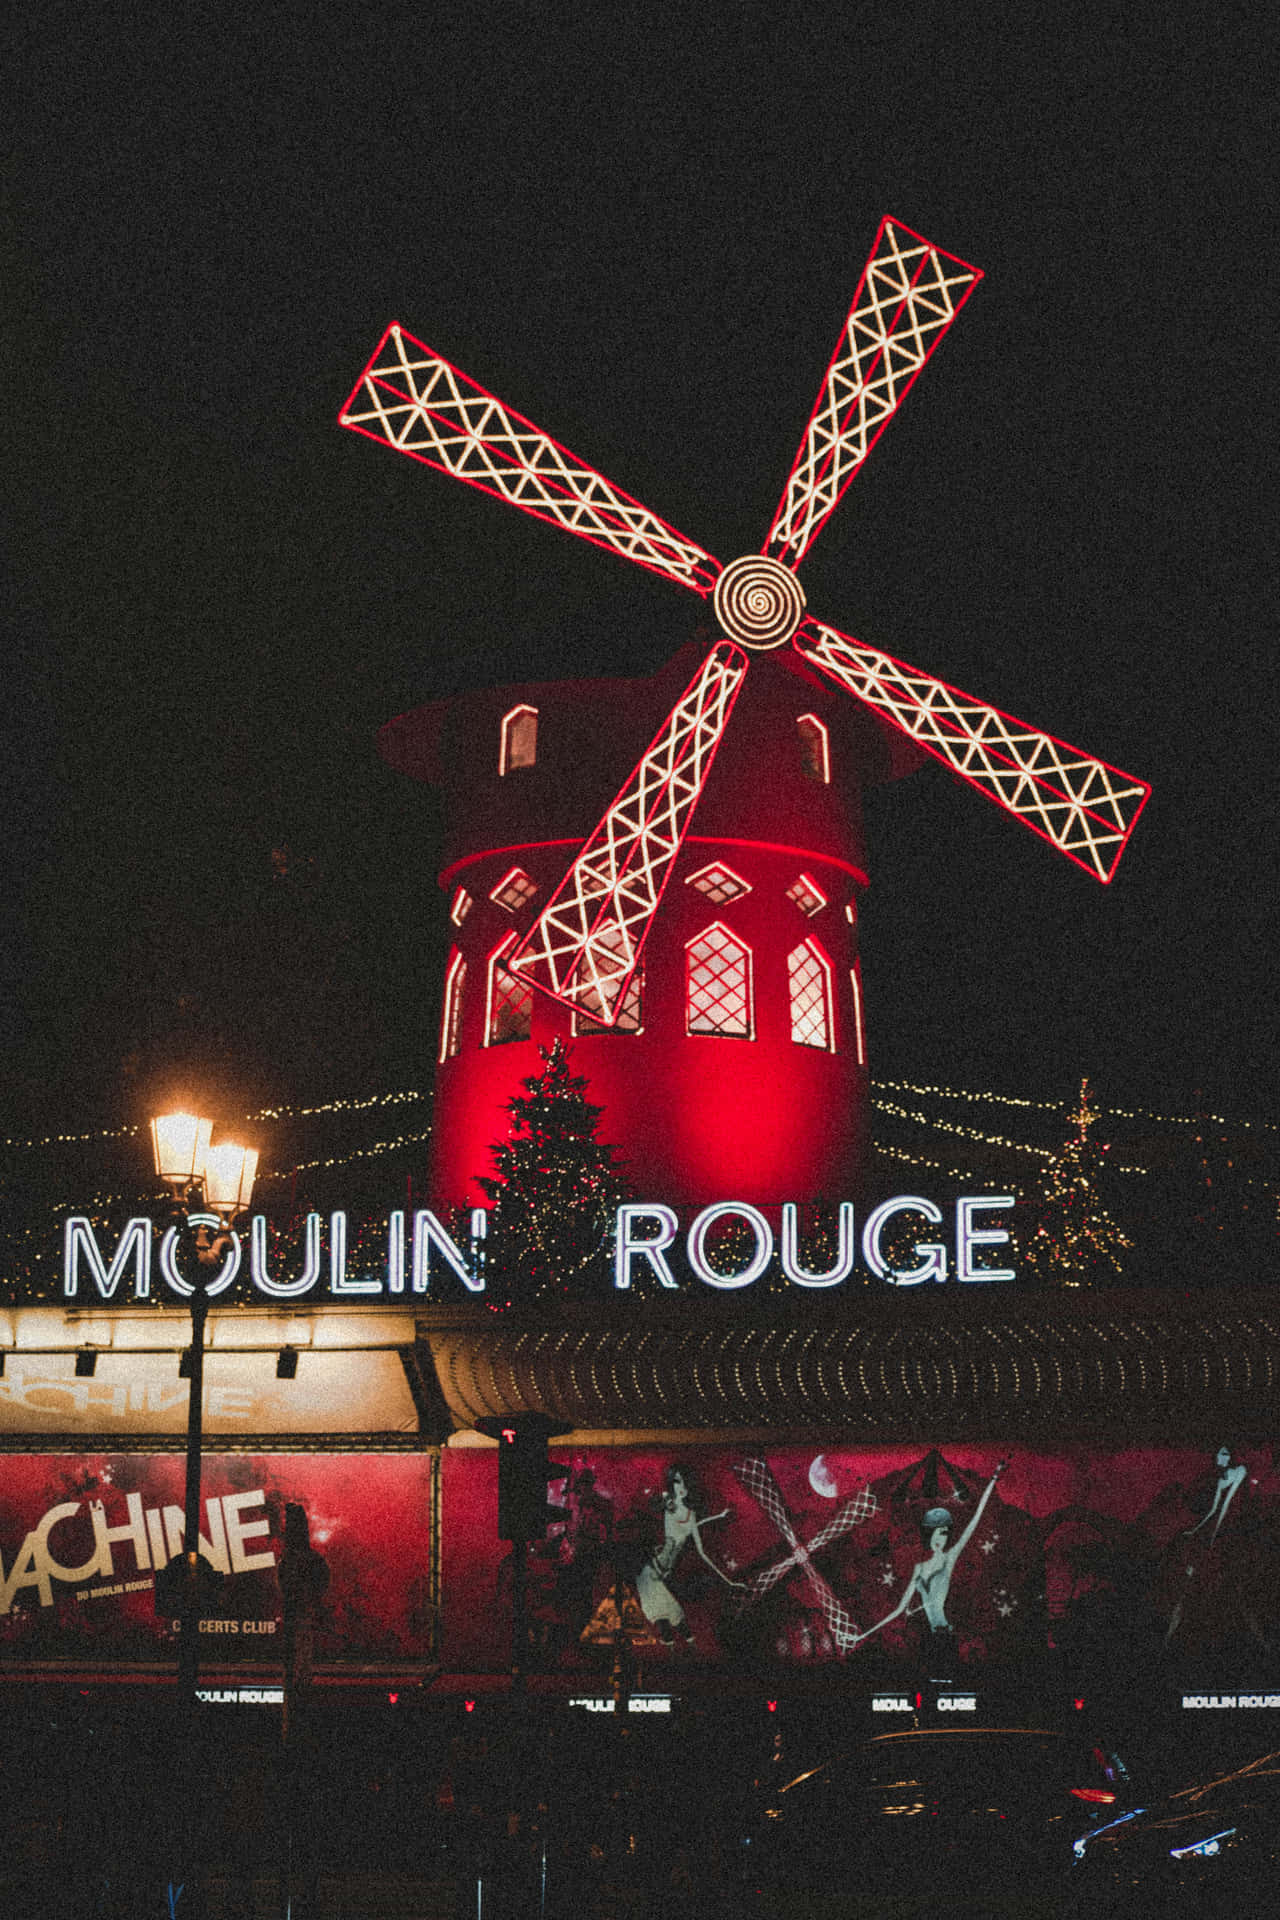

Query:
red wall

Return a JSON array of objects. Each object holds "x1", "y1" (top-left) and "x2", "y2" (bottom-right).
[{"x1": 381, "y1": 644, "x2": 920, "y2": 1209}]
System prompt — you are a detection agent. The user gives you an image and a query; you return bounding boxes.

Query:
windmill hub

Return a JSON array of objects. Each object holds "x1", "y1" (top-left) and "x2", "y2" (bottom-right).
[{"x1": 712, "y1": 554, "x2": 806, "y2": 651}]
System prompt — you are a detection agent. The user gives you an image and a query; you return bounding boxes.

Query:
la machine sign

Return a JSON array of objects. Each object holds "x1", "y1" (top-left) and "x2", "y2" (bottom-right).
[{"x1": 62, "y1": 1194, "x2": 1015, "y2": 1302}]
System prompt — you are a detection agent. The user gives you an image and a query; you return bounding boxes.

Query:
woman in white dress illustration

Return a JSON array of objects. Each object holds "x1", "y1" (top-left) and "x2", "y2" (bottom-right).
[
  {"x1": 637, "y1": 1463, "x2": 742, "y2": 1646},
  {"x1": 851, "y1": 1461, "x2": 1006, "y2": 1666}
]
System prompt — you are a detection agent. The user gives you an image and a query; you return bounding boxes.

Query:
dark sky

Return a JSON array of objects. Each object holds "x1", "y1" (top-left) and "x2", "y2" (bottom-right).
[{"x1": 4, "y1": 2, "x2": 1276, "y2": 1133}]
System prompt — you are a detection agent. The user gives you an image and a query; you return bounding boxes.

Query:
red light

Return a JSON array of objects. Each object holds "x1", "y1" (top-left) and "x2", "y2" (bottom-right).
[
  {"x1": 915, "y1": 1693, "x2": 922, "y2": 1710},
  {"x1": 1074, "y1": 1698, "x2": 1085, "y2": 1711},
  {"x1": 766, "y1": 1700, "x2": 777, "y2": 1713},
  {"x1": 464, "y1": 1699, "x2": 476, "y2": 1713},
  {"x1": 388, "y1": 1692, "x2": 399, "y2": 1705},
  {"x1": 502, "y1": 1428, "x2": 516, "y2": 1444},
  {"x1": 1069, "y1": 1788, "x2": 1116, "y2": 1804}
]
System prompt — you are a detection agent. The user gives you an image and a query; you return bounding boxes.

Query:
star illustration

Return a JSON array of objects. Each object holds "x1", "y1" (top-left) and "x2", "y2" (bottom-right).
[
  {"x1": 996, "y1": 1599, "x2": 1015, "y2": 1617},
  {"x1": 980, "y1": 1535, "x2": 998, "y2": 1554},
  {"x1": 881, "y1": 1566, "x2": 896, "y2": 1586}
]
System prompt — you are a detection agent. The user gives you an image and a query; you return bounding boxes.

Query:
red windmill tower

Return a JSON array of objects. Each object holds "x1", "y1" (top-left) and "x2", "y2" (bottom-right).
[{"x1": 344, "y1": 219, "x2": 1149, "y2": 1211}]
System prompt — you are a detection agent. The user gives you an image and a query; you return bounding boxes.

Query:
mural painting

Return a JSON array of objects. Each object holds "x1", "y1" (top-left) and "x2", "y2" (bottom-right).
[{"x1": 441, "y1": 1442, "x2": 1280, "y2": 1677}]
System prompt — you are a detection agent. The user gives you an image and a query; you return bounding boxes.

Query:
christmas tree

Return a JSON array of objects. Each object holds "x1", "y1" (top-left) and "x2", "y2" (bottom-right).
[
  {"x1": 477, "y1": 1040, "x2": 632, "y2": 1305},
  {"x1": 1022, "y1": 1078, "x2": 1131, "y2": 1287}
]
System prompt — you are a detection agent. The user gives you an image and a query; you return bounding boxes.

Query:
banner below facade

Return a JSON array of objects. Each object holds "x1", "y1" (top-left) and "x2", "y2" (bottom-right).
[
  {"x1": 0, "y1": 1453, "x2": 434, "y2": 1673},
  {"x1": 441, "y1": 1440, "x2": 1280, "y2": 1677}
]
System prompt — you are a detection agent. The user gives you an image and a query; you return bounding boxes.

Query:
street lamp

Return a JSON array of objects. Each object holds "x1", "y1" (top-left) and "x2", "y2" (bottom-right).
[{"x1": 150, "y1": 1109, "x2": 258, "y2": 1711}]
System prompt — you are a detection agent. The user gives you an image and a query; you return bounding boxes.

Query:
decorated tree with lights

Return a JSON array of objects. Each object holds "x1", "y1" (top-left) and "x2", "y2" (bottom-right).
[
  {"x1": 478, "y1": 1040, "x2": 631, "y2": 1305},
  {"x1": 1022, "y1": 1079, "x2": 1131, "y2": 1287}
]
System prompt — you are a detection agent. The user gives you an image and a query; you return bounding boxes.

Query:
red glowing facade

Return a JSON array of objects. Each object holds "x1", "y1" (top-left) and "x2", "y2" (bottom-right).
[{"x1": 379, "y1": 643, "x2": 917, "y2": 1208}]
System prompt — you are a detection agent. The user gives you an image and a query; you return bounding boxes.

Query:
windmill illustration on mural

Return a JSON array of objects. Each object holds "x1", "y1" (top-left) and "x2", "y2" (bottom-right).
[{"x1": 341, "y1": 217, "x2": 1150, "y2": 1029}]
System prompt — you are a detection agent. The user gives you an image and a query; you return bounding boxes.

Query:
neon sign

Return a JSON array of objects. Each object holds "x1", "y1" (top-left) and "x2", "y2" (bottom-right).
[{"x1": 62, "y1": 1195, "x2": 1014, "y2": 1301}]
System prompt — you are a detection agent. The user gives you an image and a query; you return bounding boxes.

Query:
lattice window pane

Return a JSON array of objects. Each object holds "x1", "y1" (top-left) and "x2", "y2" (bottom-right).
[
  {"x1": 487, "y1": 949, "x2": 533, "y2": 1045},
  {"x1": 789, "y1": 942, "x2": 832, "y2": 1049},
  {"x1": 490, "y1": 867, "x2": 538, "y2": 913},
  {"x1": 575, "y1": 961, "x2": 643, "y2": 1034},
  {"x1": 786, "y1": 872, "x2": 827, "y2": 917},
  {"x1": 687, "y1": 925, "x2": 752, "y2": 1038},
  {"x1": 686, "y1": 860, "x2": 751, "y2": 904}
]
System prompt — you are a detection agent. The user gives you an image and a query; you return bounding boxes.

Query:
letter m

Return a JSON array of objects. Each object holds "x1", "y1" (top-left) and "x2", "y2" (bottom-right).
[{"x1": 63, "y1": 1217, "x2": 152, "y2": 1300}]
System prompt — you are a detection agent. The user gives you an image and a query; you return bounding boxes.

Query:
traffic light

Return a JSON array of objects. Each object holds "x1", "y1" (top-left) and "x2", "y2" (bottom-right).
[{"x1": 475, "y1": 1413, "x2": 569, "y2": 1540}]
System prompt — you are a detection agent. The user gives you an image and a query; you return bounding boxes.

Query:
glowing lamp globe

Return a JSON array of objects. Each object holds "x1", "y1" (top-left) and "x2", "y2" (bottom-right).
[
  {"x1": 150, "y1": 1111, "x2": 213, "y2": 1191},
  {"x1": 202, "y1": 1142, "x2": 259, "y2": 1221}
]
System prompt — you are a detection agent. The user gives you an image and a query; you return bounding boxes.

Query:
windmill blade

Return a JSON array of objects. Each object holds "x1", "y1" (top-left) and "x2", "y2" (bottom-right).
[
  {"x1": 794, "y1": 617, "x2": 1151, "y2": 882},
  {"x1": 511, "y1": 643, "x2": 748, "y2": 1021},
  {"x1": 765, "y1": 220, "x2": 982, "y2": 571},
  {"x1": 340, "y1": 323, "x2": 721, "y2": 596}
]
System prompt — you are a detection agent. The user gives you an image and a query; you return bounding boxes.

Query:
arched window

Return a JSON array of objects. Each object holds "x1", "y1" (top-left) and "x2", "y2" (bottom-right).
[
  {"x1": 574, "y1": 961, "x2": 644, "y2": 1034},
  {"x1": 499, "y1": 704, "x2": 538, "y2": 774},
  {"x1": 796, "y1": 713, "x2": 830, "y2": 784},
  {"x1": 439, "y1": 950, "x2": 466, "y2": 1062},
  {"x1": 788, "y1": 940, "x2": 834, "y2": 1050},
  {"x1": 486, "y1": 935, "x2": 533, "y2": 1045},
  {"x1": 489, "y1": 866, "x2": 538, "y2": 912},
  {"x1": 686, "y1": 923, "x2": 753, "y2": 1039}
]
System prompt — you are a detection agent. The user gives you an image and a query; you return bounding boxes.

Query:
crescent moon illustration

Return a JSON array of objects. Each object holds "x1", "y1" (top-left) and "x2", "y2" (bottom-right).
[{"x1": 809, "y1": 1454, "x2": 838, "y2": 1499}]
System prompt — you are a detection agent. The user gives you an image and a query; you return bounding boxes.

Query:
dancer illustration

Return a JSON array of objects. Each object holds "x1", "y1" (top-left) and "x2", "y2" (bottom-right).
[
  {"x1": 850, "y1": 1460, "x2": 1007, "y2": 1661},
  {"x1": 637, "y1": 1463, "x2": 742, "y2": 1646},
  {"x1": 1164, "y1": 1444, "x2": 1264, "y2": 1648}
]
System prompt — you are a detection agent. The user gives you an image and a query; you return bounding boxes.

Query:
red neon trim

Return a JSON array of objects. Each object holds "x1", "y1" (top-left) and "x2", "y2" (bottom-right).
[
  {"x1": 438, "y1": 839, "x2": 869, "y2": 891},
  {"x1": 1069, "y1": 1788, "x2": 1116, "y2": 1804},
  {"x1": 764, "y1": 219, "x2": 982, "y2": 568},
  {"x1": 341, "y1": 325, "x2": 721, "y2": 599},
  {"x1": 794, "y1": 618, "x2": 1151, "y2": 884}
]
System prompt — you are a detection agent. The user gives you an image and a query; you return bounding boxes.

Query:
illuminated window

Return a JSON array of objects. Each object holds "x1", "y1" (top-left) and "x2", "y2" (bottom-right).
[
  {"x1": 499, "y1": 705, "x2": 538, "y2": 774},
  {"x1": 850, "y1": 961, "x2": 866, "y2": 1068},
  {"x1": 450, "y1": 887, "x2": 473, "y2": 926},
  {"x1": 797, "y1": 714, "x2": 830, "y2": 784},
  {"x1": 489, "y1": 866, "x2": 538, "y2": 913},
  {"x1": 686, "y1": 923, "x2": 753, "y2": 1038},
  {"x1": 574, "y1": 960, "x2": 644, "y2": 1034},
  {"x1": 789, "y1": 940, "x2": 834, "y2": 1050},
  {"x1": 786, "y1": 872, "x2": 828, "y2": 917},
  {"x1": 486, "y1": 936, "x2": 533, "y2": 1045},
  {"x1": 440, "y1": 950, "x2": 466, "y2": 1061},
  {"x1": 686, "y1": 860, "x2": 751, "y2": 904}
]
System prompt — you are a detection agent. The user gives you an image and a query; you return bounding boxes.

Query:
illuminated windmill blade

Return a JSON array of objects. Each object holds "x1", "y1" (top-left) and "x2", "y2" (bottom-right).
[
  {"x1": 765, "y1": 218, "x2": 982, "y2": 572},
  {"x1": 733, "y1": 1457, "x2": 863, "y2": 1650},
  {"x1": 340, "y1": 323, "x2": 721, "y2": 596},
  {"x1": 794, "y1": 617, "x2": 1151, "y2": 882},
  {"x1": 511, "y1": 643, "x2": 748, "y2": 1022}
]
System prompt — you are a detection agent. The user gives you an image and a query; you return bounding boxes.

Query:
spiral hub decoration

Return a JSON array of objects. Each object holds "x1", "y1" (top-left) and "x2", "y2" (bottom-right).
[{"x1": 712, "y1": 554, "x2": 806, "y2": 651}]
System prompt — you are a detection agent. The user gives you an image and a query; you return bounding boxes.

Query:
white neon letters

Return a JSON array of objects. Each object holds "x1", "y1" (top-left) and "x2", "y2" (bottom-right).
[
  {"x1": 251, "y1": 1213, "x2": 322, "y2": 1298},
  {"x1": 63, "y1": 1193, "x2": 1016, "y2": 1299},
  {"x1": 64, "y1": 1216, "x2": 151, "y2": 1301},
  {"x1": 159, "y1": 1215, "x2": 242, "y2": 1298},
  {"x1": 686, "y1": 1203, "x2": 773, "y2": 1289},
  {"x1": 780, "y1": 1202, "x2": 856, "y2": 1286},
  {"x1": 956, "y1": 1195, "x2": 1015, "y2": 1282},
  {"x1": 614, "y1": 1206, "x2": 681, "y2": 1290}
]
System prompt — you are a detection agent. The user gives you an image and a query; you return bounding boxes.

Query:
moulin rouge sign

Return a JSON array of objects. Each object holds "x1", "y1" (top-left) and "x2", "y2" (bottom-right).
[{"x1": 62, "y1": 1194, "x2": 1016, "y2": 1302}]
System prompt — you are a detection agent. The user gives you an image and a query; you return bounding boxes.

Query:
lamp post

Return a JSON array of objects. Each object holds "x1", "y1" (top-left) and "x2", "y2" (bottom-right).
[{"x1": 150, "y1": 1111, "x2": 258, "y2": 1709}]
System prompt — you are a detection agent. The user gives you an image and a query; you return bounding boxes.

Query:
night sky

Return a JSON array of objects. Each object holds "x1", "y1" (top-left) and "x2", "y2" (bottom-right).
[{"x1": 5, "y1": 2, "x2": 1275, "y2": 1138}]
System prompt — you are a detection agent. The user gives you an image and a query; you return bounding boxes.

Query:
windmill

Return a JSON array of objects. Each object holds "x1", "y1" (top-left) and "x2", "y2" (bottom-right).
[{"x1": 341, "y1": 217, "x2": 1149, "y2": 1037}]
